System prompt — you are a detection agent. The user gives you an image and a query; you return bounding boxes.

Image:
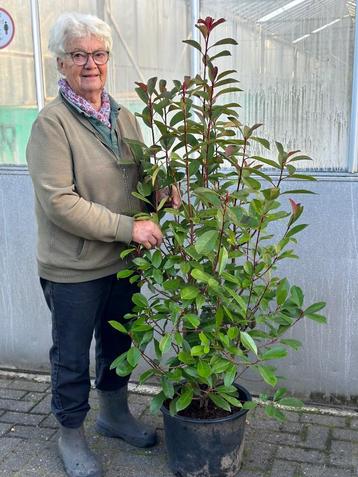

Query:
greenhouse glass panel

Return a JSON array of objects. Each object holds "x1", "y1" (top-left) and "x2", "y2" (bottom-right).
[
  {"x1": 200, "y1": 0, "x2": 355, "y2": 171},
  {"x1": 38, "y1": 0, "x2": 191, "y2": 142},
  {"x1": 0, "y1": 1, "x2": 37, "y2": 165}
]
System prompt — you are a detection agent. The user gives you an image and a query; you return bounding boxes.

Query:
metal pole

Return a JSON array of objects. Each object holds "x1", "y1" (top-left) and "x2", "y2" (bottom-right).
[
  {"x1": 347, "y1": 14, "x2": 358, "y2": 172},
  {"x1": 30, "y1": 0, "x2": 45, "y2": 111},
  {"x1": 190, "y1": 0, "x2": 200, "y2": 78}
]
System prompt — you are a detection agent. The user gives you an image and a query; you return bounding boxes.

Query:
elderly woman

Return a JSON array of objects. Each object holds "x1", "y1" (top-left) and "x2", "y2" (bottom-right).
[{"x1": 26, "y1": 12, "x2": 179, "y2": 477}]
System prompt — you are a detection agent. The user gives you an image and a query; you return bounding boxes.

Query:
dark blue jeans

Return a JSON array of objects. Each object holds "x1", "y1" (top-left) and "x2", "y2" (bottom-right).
[{"x1": 40, "y1": 274, "x2": 137, "y2": 428}]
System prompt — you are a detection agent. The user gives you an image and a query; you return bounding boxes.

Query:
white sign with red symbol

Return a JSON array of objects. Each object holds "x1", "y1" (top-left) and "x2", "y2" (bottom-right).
[{"x1": 0, "y1": 8, "x2": 15, "y2": 49}]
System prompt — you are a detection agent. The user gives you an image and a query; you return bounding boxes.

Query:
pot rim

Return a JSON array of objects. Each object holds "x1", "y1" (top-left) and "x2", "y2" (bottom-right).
[{"x1": 160, "y1": 382, "x2": 252, "y2": 424}]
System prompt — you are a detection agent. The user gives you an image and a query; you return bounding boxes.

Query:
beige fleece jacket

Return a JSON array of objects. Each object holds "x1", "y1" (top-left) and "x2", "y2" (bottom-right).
[{"x1": 26, "y1": 95, "x2": 144, "y2": 282}]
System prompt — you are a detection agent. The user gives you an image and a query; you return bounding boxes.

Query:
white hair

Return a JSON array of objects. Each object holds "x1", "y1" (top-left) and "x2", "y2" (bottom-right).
[{"x1": 48, "y1": 12, "x2": 113, "y2": 56}]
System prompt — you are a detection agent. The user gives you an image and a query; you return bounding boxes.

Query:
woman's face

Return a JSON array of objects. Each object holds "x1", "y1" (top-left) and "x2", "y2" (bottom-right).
[{"x1": 57, "y1": 35, "x2": 108, "y2": 104}]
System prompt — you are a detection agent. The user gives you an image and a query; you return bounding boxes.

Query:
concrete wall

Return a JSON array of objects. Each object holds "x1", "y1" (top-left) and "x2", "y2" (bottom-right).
[{"x1": 1, "y1": 168, "x2": 357, "y2": 402}]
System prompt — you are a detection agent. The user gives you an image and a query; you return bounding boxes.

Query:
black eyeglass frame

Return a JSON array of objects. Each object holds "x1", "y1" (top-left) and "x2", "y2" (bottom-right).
[{"x1": 64, "y1": 50, "x2": 110, "y2": 66}]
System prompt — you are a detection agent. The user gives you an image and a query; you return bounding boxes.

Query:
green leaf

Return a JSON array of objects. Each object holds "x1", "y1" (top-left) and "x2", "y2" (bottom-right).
[
  {"x1": 183, "y1": 313, "x2": 200, "y2": 328},
  {"x1": 181, "y1": 286, "x2": 199, "y2": 300},
  {"x1": 195, "y1": 230, "x2": 219, "y2": 254},
  {"x1": 289, "y1": 174, "x2": 316, "y2": 181},
  {"x1": 242, "y1": 401, "x2": 257, "y2": 410},
  {"x1": 117, "y1": 269, "x2": 134, "y2": 278},
  {"x1": 251, "y1": 156, "x2": 280, "y2": 169},
  {"x1": 191, "y1": 345, "x2": 205, "y2": 356},
  {"x1": 224, "y1": 366, "x2": 237, "y2": 387},
  {"x1": 210, "y1": 50, "x2": 231, "y2": 61},
  {"x1": 304, "y1": 302, "x2": 326, "y2": 314},
  {"x1": 306, "y1": 313, "x2": 327, "y2": 324},
  {"x1": 209, "y1": 393, "x2": 231, "y2": 412},
  {"x1": 191, "y1": 268, "x2": 211, "y2": 282},
  {"x1": 159, "y1": 334, "x2": 172, "y2": 353},
  {"x1": 290, "y1": 286, "x2": 304, "y2": 307},
  {"x1": 261, "y1": 346, "x2": 288, "y2": 361},
  {"x1": 265, "y1": 405, "x2": 286, "y2": 421},
  {"x1": 279, "y1": 397, "x2": 304, "y2": 407},
  {"x1": 221, "y1": 392, "x2": 242, "y2": 408},
  {"x1": 250, "y1": 137, "x2": 271, "y2": 150},
  {"x1": 109, "y1": 321, "x2": 127, "y2": 334},
  {"x1": 281, "y1": 189, "x2": 316, "y2": 195},
  {"x1": 147, "y1": 76, "x2": 157, "y2": 95},
  {"x1": 218, "y1": 246, "x2": 228, "y2": 275},
  {"x1": 258, "y1": 365, "x2": 277, "y2": 387},
  {"x1": 151, "y1": 250, "x2": 162, "y2": 268},
  {"x1": 212, "y1": 37, "x2": 238, "y2": 47},
  {"x1": 273, "y1": 387, "x2": 287, "y2": 401},
  {"x1": 176, "y1": 387, "x2": 193, "y2": 412},
  {"x1": 120, "y1": 247, "x2": 136, "y2": 259},
  {"x1": 225, "y1": 286, "x2": 247, "y2": 312},
  {"x1": 139, "y1": 369, "x2": 155, "y2": 384},
  {"x1": 240, "y1": 332, "x2": 257, "y2": 355},
  {"x1": 286, "y1": 224, "x2": 308, "y2": 238},
  {"x1": 150, "y1": 392, "x2": 165, "y2": 414},
  {"x1": 131, "y1": 191, "x2": 152, "y2": 205},
  {"x1": 280, "y1": 338, "x2": 302, "y2": 351},
  {"x1": 197, "y1": 361, "x2": 212, "y2": 378},
  {"x1": 182, "y1": 39, "x2": 202, "y2": 52},
  {"x1": 132, "y1": 293, "x2": 149, "y2": 308},
  {"x1": 161, "y1": 377, "x2": 175, "y2": 399},
  {"x1": 276, "y1": 278, "x2": 289, "y2": 306},
  {"x1": 127, "y1": 347, "x2": 141, "y2": 367}
]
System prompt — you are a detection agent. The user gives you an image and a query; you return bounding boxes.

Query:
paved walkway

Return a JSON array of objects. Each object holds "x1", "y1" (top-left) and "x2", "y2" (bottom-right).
[{"x1": 0, "y1": 373, "x2": 357, "y2": 476}]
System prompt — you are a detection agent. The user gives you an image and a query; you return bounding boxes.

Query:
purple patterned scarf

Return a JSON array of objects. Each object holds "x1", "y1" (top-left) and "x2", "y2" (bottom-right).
[{"x1": 58, "y1": 79, "x2": 111, "y2": 128}]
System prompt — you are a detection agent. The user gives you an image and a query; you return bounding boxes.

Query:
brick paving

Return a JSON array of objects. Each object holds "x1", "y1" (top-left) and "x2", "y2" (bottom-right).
[{"x1": 0, "y1": 374, "x2": 356, "y2": 476}]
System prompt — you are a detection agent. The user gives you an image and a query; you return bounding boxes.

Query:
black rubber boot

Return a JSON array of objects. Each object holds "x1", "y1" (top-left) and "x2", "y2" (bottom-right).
[
  {"x1": 58, "y1": 424, "x2": 102, "y2": 477},
  {"x1": 95, "y1": 387, "x2": 157, "y2": 448}
]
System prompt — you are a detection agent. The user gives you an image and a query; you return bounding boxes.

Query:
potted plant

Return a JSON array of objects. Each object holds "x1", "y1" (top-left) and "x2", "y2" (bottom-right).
[{"x1": 110, "y1": 16, "x2": 326, "y2": 477}]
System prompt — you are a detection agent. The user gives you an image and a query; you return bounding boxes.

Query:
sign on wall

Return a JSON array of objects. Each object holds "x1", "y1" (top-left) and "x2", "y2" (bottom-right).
[{"x1": 0, "y1": 8, "x2": 15, "y2": 49}]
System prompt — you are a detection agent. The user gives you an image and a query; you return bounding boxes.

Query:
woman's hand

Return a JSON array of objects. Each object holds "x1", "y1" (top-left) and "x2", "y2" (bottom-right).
[
  {"x1": 156, "y1": 185, "x2": 181, "y2": 209},
  {"x1": 132, "y1": 220, "x2": 163, "y2": 249}
]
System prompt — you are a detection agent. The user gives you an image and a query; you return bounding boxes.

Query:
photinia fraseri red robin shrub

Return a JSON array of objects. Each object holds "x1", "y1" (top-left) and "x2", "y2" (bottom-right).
[{"x1": 110, "y1": 16, "x2": 326, "y2": 421}]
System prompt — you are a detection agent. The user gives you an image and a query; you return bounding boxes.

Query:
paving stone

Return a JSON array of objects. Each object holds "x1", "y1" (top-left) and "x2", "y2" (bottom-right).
[
  {"x1": 303, "y1": 425, "x2": 330, "y2": 450},
  {"x1": 0, "y1": 411, "x2": 44, "y2": 426},
  {"x1": 39, "y1": 413, "x2": 58, "y2": 429},
  {"x1": 270, "y1": 459, "x2": 298, "y2": 477},
  {"x1": 350, "y1": 418, "x2": 358, "y2": 430},
  {"x1": 243, "y1": 441, "x2": 277, "y2": 471},
  {"x1": 0, "y1": 379, "x2": 13, "y2": 388},
  {"x1": 0, "y1": 422, "x2": 12, "y2": 436},
  {"x1": 332, "y1": 428, "x2": 358, "y2": 442},
  {"x1": 7, "y1": 424, "x2": 56, "y2": 441},
  {"x1": 23, "y1": 391, "x2": 49, "y2": 402},
  {"x1": 0, "y1": 439, "x2": 52, "y2": 474},
  {"x1": 0, "y1": 388, "x2": 28, "y2": 400},
  {"x1": 28, "y1": 394, "x2": 51, "y2": 414},
  {"x1": 0, "y1": 436, "x2": 22, "y2": 459},
  {"x1": 300, "y1": 413, "x2": 348, "y2": 428},
  {"x1": 8, "y1": 380, "x2": 50, "y2": 393},
  {"x1": 0, "y1": 398, "x2": 35, "y2": 413},
  {"x1": 276, "y1": 445, "x2": 325, "y2": 464},
  {"x1": 330, "y1": 440, "x2": 355, "y2": 467},
  {"x1": 255, "y1": 430, "x2": 302, "y2": 446},
  {"x1": 299, "y1": 463, "x2": 354, "y2": 477}
]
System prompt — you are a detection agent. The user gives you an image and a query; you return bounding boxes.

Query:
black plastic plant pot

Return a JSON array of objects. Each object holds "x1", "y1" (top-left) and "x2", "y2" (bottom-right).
[{"x1": 161, "y1": 383, "x2": 252, "y2": 477}]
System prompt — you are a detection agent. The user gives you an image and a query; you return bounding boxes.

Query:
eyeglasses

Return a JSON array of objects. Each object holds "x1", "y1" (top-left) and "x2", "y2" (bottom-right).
[{"x1": 65, "y1": 50, "x2": 110, "y2": 66}]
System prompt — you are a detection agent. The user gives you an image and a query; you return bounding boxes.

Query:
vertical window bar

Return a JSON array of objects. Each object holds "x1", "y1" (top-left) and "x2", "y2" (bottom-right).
[
  {"x1": 190, "y1": 0, "x2": 200, "y2": 78},
  {"x1": 30, "y1": 0, "x2": 45, "y2": 111},
  {"x1": 348, "y1": 4, "x2": 358, "y2": 172}
]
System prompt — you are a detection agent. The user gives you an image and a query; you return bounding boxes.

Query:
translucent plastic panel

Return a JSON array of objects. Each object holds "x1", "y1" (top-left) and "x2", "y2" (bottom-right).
[
  {"x1": 0, "y1": 1, "x2": 37, "y2": 165},
  {"x1": 200, "y1": 0, "x2": 355, "y2": 170}
]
